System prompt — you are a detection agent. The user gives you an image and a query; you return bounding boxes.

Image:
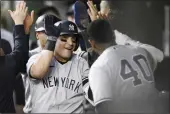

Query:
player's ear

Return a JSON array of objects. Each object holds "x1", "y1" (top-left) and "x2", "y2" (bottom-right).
[
  {"x1": 88, "y1": 39, "x2": 95, "y2": 49},
  {"x1": 36, "y1": 32, "x2": 39, "y2": 40}
]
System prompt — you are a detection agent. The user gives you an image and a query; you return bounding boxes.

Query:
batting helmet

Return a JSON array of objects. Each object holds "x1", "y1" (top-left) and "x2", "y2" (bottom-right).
[
  {"x1": 54, "y1": 20, "x2": 81, "y2": 51},
  {"x1": 35, "y1": 14, "x2": 61, "y2": 32}
]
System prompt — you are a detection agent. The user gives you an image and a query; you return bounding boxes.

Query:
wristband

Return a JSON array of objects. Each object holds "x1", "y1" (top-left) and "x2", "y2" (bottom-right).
[{"x1": 44, "y1": 36, "x2": 57, "y2": 51}]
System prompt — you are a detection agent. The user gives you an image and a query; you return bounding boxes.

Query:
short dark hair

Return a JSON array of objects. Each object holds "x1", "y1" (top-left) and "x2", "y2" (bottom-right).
[
  {"x1": 87, "y1": 19, "x2": 114, "y2": 43},
  {"x1": 37, "y1": 6, "x2": 60, "y2": 18},
  {"x1": 1, "y1": 39, "x2": 12, "y2": 54}
]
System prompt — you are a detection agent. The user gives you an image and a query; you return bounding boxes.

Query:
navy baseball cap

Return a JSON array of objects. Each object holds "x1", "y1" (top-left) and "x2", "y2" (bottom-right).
[{"x1": 54, "y1": 20, "x2": 79, "y2": 36}]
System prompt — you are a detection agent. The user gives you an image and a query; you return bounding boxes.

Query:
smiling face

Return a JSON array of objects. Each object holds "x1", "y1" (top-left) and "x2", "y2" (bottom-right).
[{"x1": 54, "y1": 34, "x2": 77, "y2": 62}]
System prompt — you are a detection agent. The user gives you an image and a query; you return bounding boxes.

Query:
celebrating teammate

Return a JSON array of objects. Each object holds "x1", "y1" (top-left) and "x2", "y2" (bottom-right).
[
  {"x1": 87, "y1": 19, "x2": 167, "y2": 113},
  {"x1": 26, "y1": 15, "x2": 91, "y2": 113}
]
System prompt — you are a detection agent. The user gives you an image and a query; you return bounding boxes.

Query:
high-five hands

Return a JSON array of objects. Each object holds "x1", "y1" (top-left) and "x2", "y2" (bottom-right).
[
  {"x1": 24, "y1": 10, "x2": 34, "y2": 34},
  {"x1": 87, "y1": 0, "x2": 108, "y2": 21},
  {"x1": 8, "y1": 1, "x2": 28, "y2": 25}
]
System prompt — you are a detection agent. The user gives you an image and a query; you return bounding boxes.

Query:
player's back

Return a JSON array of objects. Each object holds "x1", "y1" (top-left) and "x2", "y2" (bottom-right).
[{"x1": 94, "y1": 45, "x2": 166, "y2": 113}]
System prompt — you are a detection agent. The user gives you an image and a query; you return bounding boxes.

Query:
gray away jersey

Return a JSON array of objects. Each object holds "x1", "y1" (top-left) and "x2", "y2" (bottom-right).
[
  {"x1": 29, "y1": 47, "x2": 42, "y2": 57},
  {"x1": 26, "y1": 53, "x2": 89, "y2": 113},
  {"x1": 89, "y1": 45, "x2": 167, "y2": 113},
  {"x1": 22, "y1": 47, "x2": 42, "y2": 113}
]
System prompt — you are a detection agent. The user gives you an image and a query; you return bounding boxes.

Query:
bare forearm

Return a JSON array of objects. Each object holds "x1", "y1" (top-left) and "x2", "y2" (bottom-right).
[
  {"x1": 30, "y1": 14, "x2": 60, "y2": 79},
  {"x1": 30, "y1": 50, "x2": 53, "y2": 79}
]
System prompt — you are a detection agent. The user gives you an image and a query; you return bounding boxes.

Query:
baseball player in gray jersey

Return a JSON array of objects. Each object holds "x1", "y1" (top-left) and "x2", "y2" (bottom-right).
[
  {"x1": 87, "y1": 19, "x2": 167, "y2": 113},
  {"x1": 28, "y1": 14, "x2": 47, "y2": 57},
  {"x1": 26, "y1": 15, "x2": 92, "y2": 113},
  {"x1": 22, "y1": 14, "x2": 60, "y2": 113},
  {"x1": 29, "y1": 14, "x2": 61, "y2": 56}
]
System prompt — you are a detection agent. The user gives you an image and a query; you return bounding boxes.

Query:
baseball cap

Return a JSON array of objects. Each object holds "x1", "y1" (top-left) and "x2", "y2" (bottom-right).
[
  {"x1": 35, "y1": 14, "x2": 61, "y2": 32},
  {"x1": 54, "y1": 20, "x2": 79, "y2": 36}
]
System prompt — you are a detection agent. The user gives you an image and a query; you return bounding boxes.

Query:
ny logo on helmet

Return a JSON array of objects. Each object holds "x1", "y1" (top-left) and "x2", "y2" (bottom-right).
[{"x1": 69, "y1": 24, "x2": 74, "y2": 31}]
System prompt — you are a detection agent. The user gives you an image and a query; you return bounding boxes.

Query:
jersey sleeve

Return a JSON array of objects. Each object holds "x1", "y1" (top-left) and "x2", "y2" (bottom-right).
[
  {"x1": 80, "y1": 58, "x2": 89, "y2": 89},
  {"x1": 114, "y1": 30, "x2": 131, "y2": 45},
  {"x1": 9, "y1": 25, "x2": 29, "y2": 73},
  {"x1": 79, "y1": 58, "x2": 95, "y2": 105},
  {"x1": 114, "y1": 30, "x2": 164, "y2": 70},
  {"x1": 89, "y1": 66, "x2": 113, "y2": 106},
  {"x1": 126, "y1": 40, "x2": 164, "y2": 70}
]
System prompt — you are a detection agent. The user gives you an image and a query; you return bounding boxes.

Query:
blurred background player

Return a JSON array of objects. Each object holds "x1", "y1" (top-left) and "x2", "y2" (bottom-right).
[
  {"x1": 30, "y1": 6, "x2": 61, "y2": 50},
  {"x1": 66, "y1": 4, "x2": 75, "y2": 23},
  {"x1": 29, "y1": 14, "x2": 60, "y2": 56}
]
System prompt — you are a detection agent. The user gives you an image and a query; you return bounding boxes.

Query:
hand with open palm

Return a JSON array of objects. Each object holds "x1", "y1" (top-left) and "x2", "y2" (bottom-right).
[
  {"x1": 24, "y1": 10, "x2": 34, "y2": 34},
  {"x1": 8, "y1": 1, "x2": 28, "y2": 25},
  {"x1": 87, "y1": 0, "x2": 108, "y2": 21}
]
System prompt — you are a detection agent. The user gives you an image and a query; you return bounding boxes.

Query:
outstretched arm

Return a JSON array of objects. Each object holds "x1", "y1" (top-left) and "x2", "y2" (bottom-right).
[
  {"x1": 29, "y1": 15, "x2": 60, "y2": 79},
  {"x1": 8, "y1": 1, "x2": 29, "y2": 73}
]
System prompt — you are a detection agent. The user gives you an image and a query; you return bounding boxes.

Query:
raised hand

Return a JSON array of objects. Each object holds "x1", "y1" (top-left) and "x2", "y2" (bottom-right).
[
  {"x1": 8, "y1": 1, "x2": 28, "y2": 25},
  {"x1": 24, "y1": 10, "x2": 34, "y2": 34},
  {"x1": 87, "y1": 0, "x2": 108, "y2": 21},
  {"x1": 87, "y1": 0, "x2": 98, "y2": 21},
  {"x1": 44, "y1": 15, "x2": 60, "y2": 38},
  {"x1": 97, "y1": 11, "x2": 108, "y2": 20}
]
